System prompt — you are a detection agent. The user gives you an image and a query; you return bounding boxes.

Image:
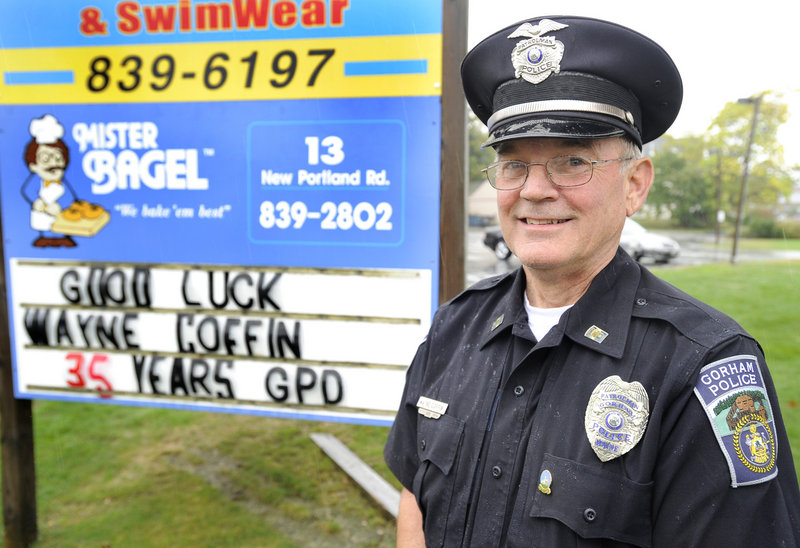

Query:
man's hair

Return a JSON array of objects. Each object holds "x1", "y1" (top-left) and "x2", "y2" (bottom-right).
[
  {"x1": 619, "y1": 136, "x2": 643, "y2": 161},
  {"x1": 24, "y1": 139, "x2": 70, "y2": 168}
]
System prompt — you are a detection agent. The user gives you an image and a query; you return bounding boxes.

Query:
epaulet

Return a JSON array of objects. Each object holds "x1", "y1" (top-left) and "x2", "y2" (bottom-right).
[
  {"x1": 444, "y1": 270, "x2": 517, "y2": 307},
  {"x1": 635, "y1": 269, "x2": 747, "y2": 348}
]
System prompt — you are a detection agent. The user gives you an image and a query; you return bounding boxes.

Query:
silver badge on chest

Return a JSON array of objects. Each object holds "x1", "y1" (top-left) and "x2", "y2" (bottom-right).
[
  {"x1": 508, "y1": 19, "x2": 569, "y2": 85},
  {"x1": 584, "y1": 375, "x2": 649, "y2": 462}
]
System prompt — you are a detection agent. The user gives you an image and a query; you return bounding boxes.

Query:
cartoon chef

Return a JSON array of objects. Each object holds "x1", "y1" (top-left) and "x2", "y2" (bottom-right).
[{"x1": 21, "y1": 114, "x2": 80, "y2": 247}]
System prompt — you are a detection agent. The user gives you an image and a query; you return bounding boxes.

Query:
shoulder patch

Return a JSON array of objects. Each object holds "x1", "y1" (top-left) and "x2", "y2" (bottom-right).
[{"x1": 693, "y1": 355, "x2": 778, "y2": 487}]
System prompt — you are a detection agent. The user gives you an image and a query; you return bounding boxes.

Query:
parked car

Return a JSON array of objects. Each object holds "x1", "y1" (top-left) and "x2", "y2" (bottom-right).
[
  {"x1": 483, "y1": 227, "x2": 512, "y2": 260},
  {"x1": 619, "y1": 228, "x2": 645, "y2": 261},
  {"x1": 483, "y1": 219, "x2": 679, "y2": 264},
  {"x1": 622, "y1": 218, "x2": 680, "y2": 263}
]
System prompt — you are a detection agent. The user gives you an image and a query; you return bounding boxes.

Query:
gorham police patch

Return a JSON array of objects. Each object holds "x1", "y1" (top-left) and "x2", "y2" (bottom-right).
[{"x1": 693, "y1": 355, "x2": 778, "y2": 487}]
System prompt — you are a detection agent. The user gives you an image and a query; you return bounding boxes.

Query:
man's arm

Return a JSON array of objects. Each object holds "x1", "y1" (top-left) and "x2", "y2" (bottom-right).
[
  {"x1": 652, "y1": 342, "x2": 800, "y2": 545},
  {"x1": 397, "y1": 487, "x2": 425, "y2": 547}
]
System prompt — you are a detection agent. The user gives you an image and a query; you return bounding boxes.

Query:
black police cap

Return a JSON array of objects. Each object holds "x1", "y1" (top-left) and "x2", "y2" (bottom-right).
[{"x1": 462, "y1": 16, "x2": 683, "y2": 148}]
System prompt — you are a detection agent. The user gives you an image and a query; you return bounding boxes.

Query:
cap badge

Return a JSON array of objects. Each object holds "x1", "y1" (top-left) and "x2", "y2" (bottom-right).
[
  {"x1": 584, "y1": 375, "x2": 649, "y2": 462},
  {"x1": 508, "y1": 19, "x2": 569, "y2": 85}
]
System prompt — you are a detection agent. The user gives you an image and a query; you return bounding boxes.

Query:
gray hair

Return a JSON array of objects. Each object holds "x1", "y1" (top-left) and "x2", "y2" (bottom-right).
[{"x1": 618, "y1": 136, "x2": 643, "y2": 161}]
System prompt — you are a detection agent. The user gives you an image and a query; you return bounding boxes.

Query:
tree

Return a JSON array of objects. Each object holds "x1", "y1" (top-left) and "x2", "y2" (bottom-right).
[
  {"x1": 648, "y1": 134, "x2": 715, "y2": 227},
  {"x1": 468, "y1": 113, "x2": 495, "y2": 193},
  {"x1": 648, "y1": 93, "x2": 795, "y2": 228},
  {"x1": 707, "y1": 95, "x2": 794, "y2": 218}
]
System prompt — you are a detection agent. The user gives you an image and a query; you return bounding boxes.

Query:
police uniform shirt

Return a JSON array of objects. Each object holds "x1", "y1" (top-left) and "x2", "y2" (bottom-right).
[{"x1": 384, "y1": 249, "x2": 800, "y2": 547}]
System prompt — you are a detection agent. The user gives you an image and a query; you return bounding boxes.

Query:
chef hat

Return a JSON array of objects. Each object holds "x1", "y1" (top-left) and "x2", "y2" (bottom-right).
[{"x1": 29, "y1": 114, "x2": 65, "y2": 145}]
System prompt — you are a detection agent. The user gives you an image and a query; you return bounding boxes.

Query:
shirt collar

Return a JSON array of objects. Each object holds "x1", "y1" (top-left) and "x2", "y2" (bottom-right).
[
  {"x1": 479, "y1": 249, "x2": 641, "y2": 357},
  {"x1": 563, "y1": 249, "x2": 641, "y2": 358},
  {"x1": 479, "y1": 268, "x2": 529, "y2": 349}
]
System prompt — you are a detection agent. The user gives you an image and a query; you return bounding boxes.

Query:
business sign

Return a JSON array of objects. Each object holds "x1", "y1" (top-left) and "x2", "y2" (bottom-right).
[{"x1": 0, "y1": 0, "x2": 442, "y2": 425}]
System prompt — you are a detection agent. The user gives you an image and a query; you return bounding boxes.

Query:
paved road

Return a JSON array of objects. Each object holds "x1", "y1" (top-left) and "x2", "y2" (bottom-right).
[{"x1": 466, "y1": 227, "x2": 800, "y2": 287}]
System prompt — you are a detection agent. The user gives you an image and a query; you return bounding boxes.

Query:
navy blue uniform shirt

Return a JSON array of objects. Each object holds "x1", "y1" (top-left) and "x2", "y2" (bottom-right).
[{"x1": 384, "y1": 249, "x2": 800, "y2": 547}]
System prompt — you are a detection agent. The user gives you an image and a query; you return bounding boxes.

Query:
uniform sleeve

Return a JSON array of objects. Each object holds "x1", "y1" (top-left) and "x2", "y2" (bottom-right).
[
  {"x1": 651, "y1": 336, "x2": 800, "y2": 547},
  {"x1": 383, "y1": 336, "x2": 430, "y2": 491}
]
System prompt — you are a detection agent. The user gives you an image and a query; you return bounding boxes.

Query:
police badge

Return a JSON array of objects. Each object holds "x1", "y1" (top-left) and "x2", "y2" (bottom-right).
[
  {"x1": 508, "y1": 19, "x2": 569, "y2": 85},
  {"x1": 584, "y1": 375, "x2": 650, "y2": 462}
]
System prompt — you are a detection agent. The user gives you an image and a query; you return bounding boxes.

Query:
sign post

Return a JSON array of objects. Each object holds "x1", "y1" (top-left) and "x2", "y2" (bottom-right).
[
  {"x1": 0, "y1": 236, "x2": 37, "y2": 547},
  {"x1": 439, "y1": 0, "x2": 468, "y2": 302}
]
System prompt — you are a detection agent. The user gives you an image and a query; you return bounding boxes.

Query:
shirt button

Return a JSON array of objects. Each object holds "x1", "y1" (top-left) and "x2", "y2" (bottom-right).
[
  {"x1": 583, "y1": 508, "x2": 597, "y2": 522},
  {"x1": 514, "y1": 385, "x2": 524, "y2": 396},
  {"x1": 420, "y1": 440, "x2": 426, "y2": 451},
  {"x1": 491, "y1": 465, "x2": 502, "y2": 478},
  {"x1": 636, "y1": 298, "x2": 648, "y2": 306}
]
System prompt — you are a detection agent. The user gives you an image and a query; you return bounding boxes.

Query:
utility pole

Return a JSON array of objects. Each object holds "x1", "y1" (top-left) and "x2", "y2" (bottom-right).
[
  {"x1": 710, "y1": 148, "x2": 723, "y2": 245},
  {"x1": 730, "y1": 95, "x2": 762, "y2": 264}
]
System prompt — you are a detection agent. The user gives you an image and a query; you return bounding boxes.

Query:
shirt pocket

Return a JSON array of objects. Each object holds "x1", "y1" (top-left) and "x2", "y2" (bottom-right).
[
  {"x1": 412, "y1": 413, "x2": 465, "y2": 548},
  {"x1": 415, "y1": 412, "x2": 464, "y2": 474},
  {"x1": 527, "y1": 453, "x2": 653, "y2": 547}
]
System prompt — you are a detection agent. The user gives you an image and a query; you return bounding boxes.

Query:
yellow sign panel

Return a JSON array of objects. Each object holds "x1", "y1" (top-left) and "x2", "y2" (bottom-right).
[{"x1": 0, "y1": 34, "x2": 442, "y2": 104}]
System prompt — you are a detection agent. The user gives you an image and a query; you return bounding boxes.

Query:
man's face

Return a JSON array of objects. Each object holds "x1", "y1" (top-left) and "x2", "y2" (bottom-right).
[
  {"x1": 28, "y1": 144, "x2": 66, "y2": 181},
  {"x1": 495, "y1": 137, "x2": 651, "y2": 279}
]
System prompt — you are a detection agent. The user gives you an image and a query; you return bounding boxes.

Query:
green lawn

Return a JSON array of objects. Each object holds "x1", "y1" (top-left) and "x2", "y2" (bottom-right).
[
  {"x1": 2, "y1": 260, "x2": 799, "y2": 546},
  {"x1": 652, "y1": 260, "x2": 800, "y2": 474},
  {"x1": 27, "y1": 404, "x2": 397, "y2": 547},
  {"x1": 737, "y1": 237, "x2": 800, "y2": 251}
]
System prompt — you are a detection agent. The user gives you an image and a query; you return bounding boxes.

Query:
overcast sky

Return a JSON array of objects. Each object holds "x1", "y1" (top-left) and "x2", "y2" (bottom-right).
[{"x1": 467, "y1": 0, "x2": 800, "y2": 163}]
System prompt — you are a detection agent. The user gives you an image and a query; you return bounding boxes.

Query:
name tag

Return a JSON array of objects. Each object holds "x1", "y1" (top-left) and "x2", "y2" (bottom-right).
[{"x1": 417, "y1": 396, "x2": 448, "y2": 419}]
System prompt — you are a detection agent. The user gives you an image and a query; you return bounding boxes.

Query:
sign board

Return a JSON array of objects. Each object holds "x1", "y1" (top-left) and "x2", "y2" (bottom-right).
[{"x1": 0, "y1": 0, "x2": 442, "y2": 426}]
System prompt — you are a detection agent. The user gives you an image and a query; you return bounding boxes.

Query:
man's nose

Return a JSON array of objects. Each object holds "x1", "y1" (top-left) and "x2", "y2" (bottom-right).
[{"x1": 518, "y1": 163, "x2": 558, "y2": 199}]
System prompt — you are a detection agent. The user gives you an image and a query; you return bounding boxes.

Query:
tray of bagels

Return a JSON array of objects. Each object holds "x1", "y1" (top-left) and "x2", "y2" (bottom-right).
[{"x1": 51, "y1": 200, "x2": 110, "y2": 237}]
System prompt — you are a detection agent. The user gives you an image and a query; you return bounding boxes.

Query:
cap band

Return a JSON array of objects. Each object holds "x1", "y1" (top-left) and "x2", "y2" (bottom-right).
[{"x1": 487, "y1": 99, "x2": 634, "y2": 131}]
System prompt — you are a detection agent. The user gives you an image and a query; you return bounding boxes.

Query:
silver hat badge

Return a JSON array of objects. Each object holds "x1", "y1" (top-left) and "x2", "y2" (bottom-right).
[
  {"x1": 584, "y1": 375, "x2": 650, "y2": 462},
  {"x1": 508, "y1": 19, "x2": 569, "y2": 85}
]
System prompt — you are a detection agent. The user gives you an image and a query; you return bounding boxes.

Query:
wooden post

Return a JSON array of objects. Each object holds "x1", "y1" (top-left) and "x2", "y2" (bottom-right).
[
  {"x1": 0, "y1": 230, "x2": 38, "y2": 547},
  {"x1": 439, "y1": 0, "x2": 468, "y2": 303}
]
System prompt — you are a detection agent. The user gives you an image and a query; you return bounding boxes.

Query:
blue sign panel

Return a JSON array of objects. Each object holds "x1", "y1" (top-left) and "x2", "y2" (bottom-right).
[{"x1": 0, "y1": 0, "x2": 442, "y2": 425}]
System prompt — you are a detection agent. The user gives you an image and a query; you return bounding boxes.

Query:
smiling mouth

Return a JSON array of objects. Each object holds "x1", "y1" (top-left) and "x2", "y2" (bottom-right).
[{"x1": 525, "y1": 219, "x2": 569, "y2": 225}]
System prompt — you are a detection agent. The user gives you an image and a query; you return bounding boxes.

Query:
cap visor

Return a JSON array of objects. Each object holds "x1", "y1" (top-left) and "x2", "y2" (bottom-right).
[{"x1": 482, "y1": 114, "x2": 635, "y2": 149}]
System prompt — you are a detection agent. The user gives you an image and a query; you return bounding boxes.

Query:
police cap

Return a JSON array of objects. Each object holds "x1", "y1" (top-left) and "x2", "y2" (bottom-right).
[{"x1": 462, "y1": 16, "x2": 683, "y2": 148}]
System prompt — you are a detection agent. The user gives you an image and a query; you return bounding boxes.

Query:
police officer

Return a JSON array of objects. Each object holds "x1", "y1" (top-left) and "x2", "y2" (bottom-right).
[{"x1": 384, "y1": 15, "x2": 800, "y2": 547}]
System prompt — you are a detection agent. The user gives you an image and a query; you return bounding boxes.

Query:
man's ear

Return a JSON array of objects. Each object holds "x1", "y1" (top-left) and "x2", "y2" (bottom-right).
[{"x1": 625, "y1": 157, "x2": 654, "y2": 217}]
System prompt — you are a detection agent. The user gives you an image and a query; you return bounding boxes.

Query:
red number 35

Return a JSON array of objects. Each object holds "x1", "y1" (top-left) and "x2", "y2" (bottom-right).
[{"x1": 66, "y1": 353, "x2": 113, "y2": 398}]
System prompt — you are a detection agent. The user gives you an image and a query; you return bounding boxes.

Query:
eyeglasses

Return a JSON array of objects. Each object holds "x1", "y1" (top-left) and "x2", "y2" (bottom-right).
[{"x1": 482, "y1": 155, "x2": 633, "y2": 190}]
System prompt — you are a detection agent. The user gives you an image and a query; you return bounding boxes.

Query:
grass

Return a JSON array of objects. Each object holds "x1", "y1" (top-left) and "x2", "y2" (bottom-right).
[
  {"x1": 652, "y1": 260, "x2": 800, "y2": 475},
  {"x1": 736, "y1": 237, "x2": 800, "y2": 251},
  {"x1": 19, "y1": 405, "x2": 398, "y2": 547},
  {"x1": 2, "y1": 260, "x2": 799, "y2": 546}
]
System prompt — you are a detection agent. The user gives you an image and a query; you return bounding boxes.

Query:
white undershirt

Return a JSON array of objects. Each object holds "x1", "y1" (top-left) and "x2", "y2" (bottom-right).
[{"x1": 523, "y1": 294, "x2": 573, "y2": 341}]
